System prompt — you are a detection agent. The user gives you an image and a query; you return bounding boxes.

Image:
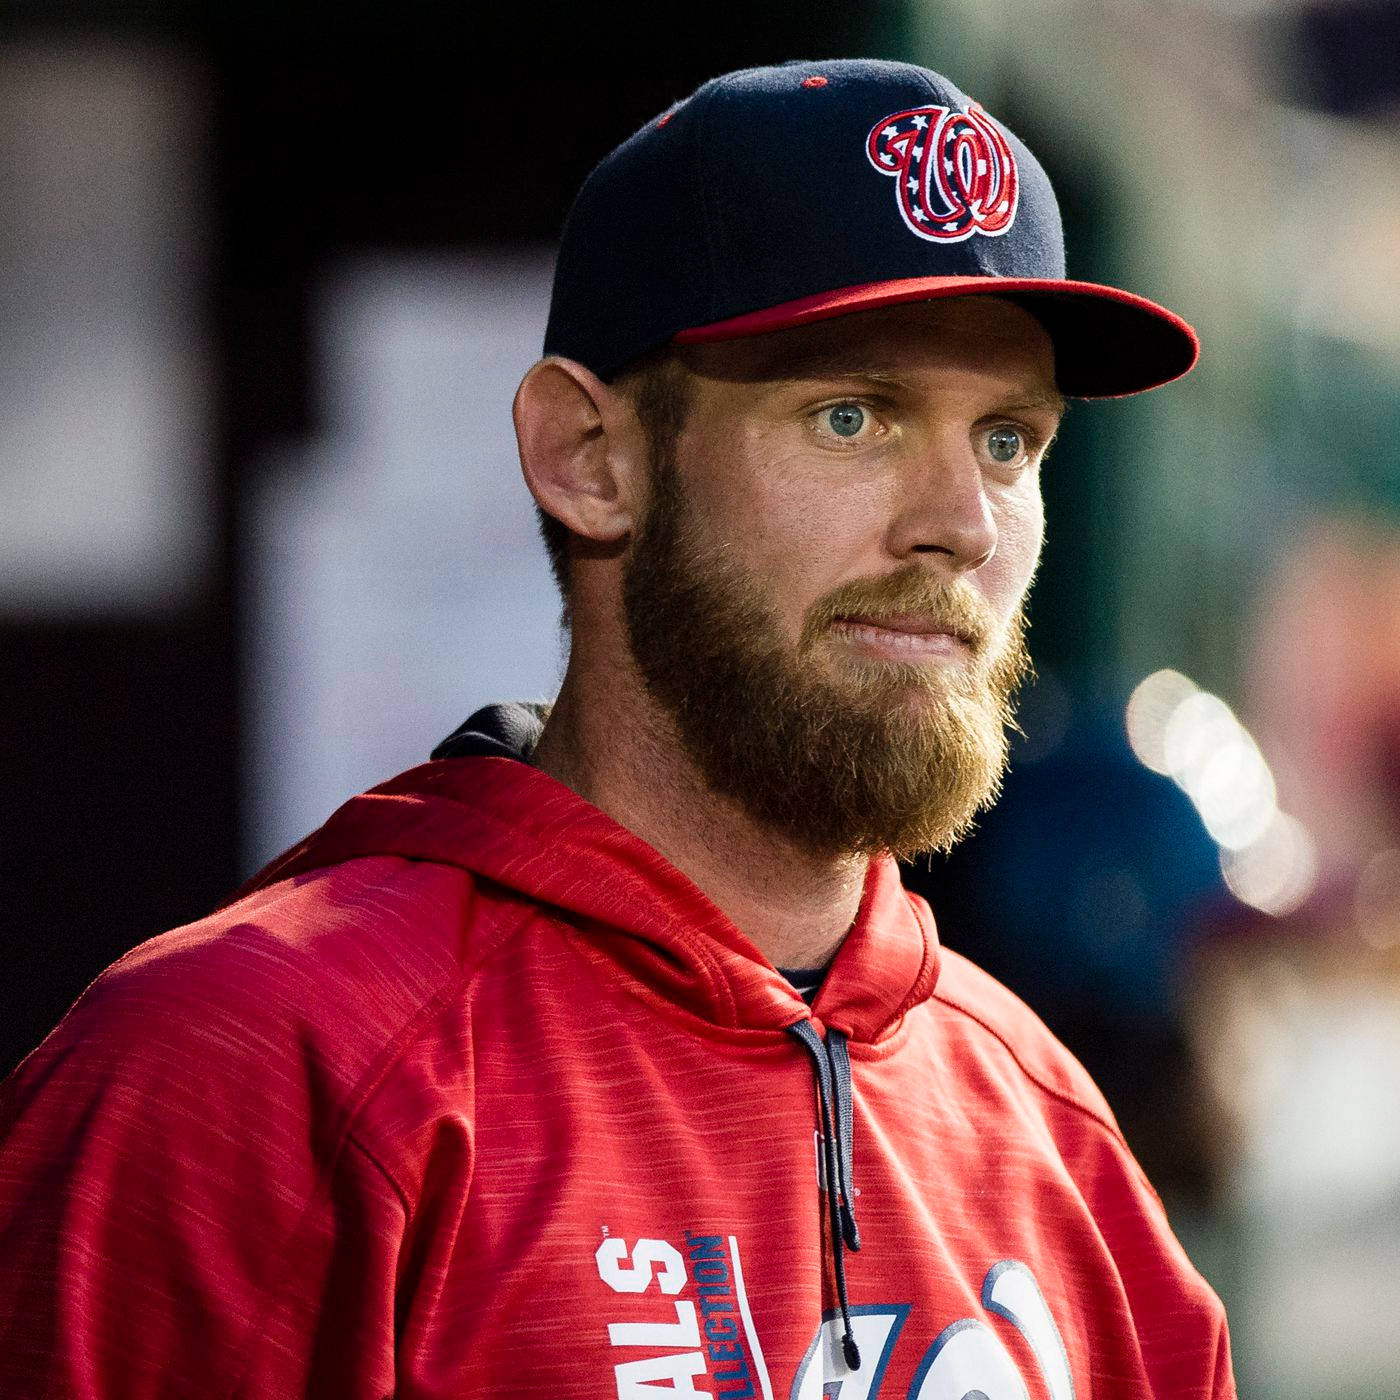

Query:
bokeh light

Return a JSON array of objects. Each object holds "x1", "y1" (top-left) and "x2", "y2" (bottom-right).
[
  {"x1": 1126, "y1": 669, "x2": 1316, "y2": 915},
  {"x1": 1219, "y1": 811, "x2": 1319, "y2": 918},
  {"x1": 1124, "y1": 668, "x2": 1199, "y2": 775}
]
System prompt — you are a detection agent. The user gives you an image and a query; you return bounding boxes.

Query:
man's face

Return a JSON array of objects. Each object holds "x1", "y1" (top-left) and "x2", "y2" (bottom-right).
[{"x1": 621, "y1": 297, "x2": 1062, "y2": 859}]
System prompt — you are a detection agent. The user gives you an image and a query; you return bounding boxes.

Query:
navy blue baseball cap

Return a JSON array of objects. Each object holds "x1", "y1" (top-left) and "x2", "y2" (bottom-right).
[{"x1": 543, "y1": 59, "x2": 1198, "y2": 398}]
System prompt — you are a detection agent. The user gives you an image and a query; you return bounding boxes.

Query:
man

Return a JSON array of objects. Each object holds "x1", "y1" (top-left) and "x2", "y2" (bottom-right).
[{"x1": 0, "y1": 59, "x2": 1233, "y2": 1398}]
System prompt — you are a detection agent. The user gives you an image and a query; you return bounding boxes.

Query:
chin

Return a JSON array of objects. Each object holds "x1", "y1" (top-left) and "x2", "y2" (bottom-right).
[{"x1": 827, "y1": 653, "x2": 965, "y2": 702}]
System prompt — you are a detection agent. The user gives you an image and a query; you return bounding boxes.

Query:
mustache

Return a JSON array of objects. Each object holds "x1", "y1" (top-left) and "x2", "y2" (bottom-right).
[{"x1": 802, "y1": 568, "x2": 999, "y2": 654}]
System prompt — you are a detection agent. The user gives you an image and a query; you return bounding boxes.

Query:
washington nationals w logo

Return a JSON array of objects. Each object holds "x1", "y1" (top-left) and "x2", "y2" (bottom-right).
[{"x1": 865, "y1": 103, "x2": 1019, "y2": 244}]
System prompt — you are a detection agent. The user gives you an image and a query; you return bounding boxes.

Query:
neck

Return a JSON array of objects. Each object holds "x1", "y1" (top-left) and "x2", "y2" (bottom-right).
[{"x1": 531, "y1": 655, "x2": 868, "y2": 970}]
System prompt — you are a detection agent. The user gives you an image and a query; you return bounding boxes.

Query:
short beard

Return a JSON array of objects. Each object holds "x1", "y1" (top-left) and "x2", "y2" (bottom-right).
[{"x1": 622, "y1": 448, "x2": 1032, "y2": 860}]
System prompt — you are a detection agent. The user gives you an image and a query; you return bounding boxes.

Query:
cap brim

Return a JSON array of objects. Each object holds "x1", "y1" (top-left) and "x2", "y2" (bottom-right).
[{"x1": 671, "y1": 275, "x2": 1199, "y2": 398}]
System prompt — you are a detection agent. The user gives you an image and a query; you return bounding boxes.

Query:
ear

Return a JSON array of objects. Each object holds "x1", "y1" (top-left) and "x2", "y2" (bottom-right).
[{"x1": 513, "y1": 356, "x2": 649, "y2": 547}]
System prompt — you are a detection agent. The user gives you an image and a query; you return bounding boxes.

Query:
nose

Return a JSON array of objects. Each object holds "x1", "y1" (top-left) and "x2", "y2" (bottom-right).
[{"x1": 884, "y1": 441, "x2": 998, "y2": 573}]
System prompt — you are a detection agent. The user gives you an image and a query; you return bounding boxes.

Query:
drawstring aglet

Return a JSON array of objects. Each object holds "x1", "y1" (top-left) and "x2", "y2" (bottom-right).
[
  {"x1": 841, "y1": 1205, "x2": 862, "y2": 1252},
  {"x1": 842, "y1": 1331, "x2": 862, "y2": 1370}
]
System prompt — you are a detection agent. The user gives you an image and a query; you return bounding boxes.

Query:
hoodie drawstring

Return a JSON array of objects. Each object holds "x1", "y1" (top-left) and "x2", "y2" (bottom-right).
[{"x1": 789, "y1": 1019, "x2": 862, "y2": 1371}]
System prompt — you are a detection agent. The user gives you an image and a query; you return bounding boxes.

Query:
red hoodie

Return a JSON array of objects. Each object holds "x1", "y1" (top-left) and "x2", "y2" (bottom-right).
[{"x1": 0, "y1": 751, "x2": 1234, "y2": 1398}]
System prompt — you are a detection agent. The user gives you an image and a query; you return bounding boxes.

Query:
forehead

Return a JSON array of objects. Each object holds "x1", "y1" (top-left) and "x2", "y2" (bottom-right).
[{"x1": 674, "y1": 296, "x2": 1058, "y2": 396}]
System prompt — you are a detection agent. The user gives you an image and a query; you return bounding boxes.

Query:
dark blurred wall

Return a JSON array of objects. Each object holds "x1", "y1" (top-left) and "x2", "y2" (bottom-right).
[{"x1": 0, "y1": 2, "x2": 898, "y2": 1078}]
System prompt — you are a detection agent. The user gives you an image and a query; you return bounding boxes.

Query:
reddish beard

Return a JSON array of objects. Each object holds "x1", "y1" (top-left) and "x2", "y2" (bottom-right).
[{"x1": 622, "y1": 451, "x2": 1032, "y2": 859}]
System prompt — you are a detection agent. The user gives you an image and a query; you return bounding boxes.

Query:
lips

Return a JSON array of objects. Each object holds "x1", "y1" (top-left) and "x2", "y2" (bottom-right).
[{"x1": 834, "y1": 613, "x2": 974, "y2": 645}]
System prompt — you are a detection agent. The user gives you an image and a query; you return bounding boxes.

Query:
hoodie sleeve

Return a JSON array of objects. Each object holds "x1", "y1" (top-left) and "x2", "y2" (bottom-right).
[{"x1": 0, "y1": 926, "x2": 410, "y2": 1399}]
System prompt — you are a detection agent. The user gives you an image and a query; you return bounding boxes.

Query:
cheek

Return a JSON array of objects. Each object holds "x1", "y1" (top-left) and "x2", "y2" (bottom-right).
[
  {"x1": 688, "y1": 426, "x2": 883, "y2": 578},
  {"x1": 983, "y1": 485, "x2": 1045, "y2": 607}
]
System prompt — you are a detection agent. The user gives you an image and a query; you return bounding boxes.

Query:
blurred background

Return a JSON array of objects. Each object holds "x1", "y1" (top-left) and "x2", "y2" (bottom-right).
[{"x1": 2, "y1": 1, "x2": 1398, "y2": 1394}]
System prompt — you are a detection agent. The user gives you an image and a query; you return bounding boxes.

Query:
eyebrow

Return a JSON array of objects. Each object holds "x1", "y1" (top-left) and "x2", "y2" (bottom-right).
[
  {"x1": 752, "y1": 347, "x2": 907, "y2": 384},
  {"x1": 995, "y1": 390, "x2": 1069, "y2": 419}
]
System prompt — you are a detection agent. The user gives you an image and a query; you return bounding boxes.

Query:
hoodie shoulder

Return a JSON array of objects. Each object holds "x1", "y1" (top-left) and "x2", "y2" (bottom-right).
[
  {"x1": 929, "y1": 944, "x2": 1123, "y2": 1144},
  {"x1": 18, "y1": 856, "x2": 502, "y2": 1133}
]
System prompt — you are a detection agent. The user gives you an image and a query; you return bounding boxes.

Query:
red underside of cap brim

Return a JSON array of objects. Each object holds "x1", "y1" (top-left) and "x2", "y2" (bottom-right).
[{"x1": 671, "y1": 275, "x2": 1199, "y2": 399}]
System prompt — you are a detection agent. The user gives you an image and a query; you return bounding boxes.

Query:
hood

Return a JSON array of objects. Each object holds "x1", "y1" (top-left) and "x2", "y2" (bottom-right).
[{"x1": 233, "y1": 704, "x2": 942, "y2": 1046}]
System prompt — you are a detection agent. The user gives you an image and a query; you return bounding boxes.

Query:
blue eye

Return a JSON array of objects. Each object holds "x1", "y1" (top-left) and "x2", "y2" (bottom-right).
[
  {"x1": 825, "y1": 404, "x2": 866, "y2": 438},
  {"x1": 987, "y1": 426, "x2": 1023, "y2": 462}
]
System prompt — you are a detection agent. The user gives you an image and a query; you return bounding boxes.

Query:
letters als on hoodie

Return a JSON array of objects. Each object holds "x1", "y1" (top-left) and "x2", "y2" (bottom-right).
[{"x1": 0, "y1": 704, "x2": 1235, "y2": 1399}]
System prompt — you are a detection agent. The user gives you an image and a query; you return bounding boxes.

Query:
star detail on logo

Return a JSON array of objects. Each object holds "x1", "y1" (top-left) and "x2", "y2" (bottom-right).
[{"x1": 864, "y1": 101, "x2": 1020, "y2": 244}]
